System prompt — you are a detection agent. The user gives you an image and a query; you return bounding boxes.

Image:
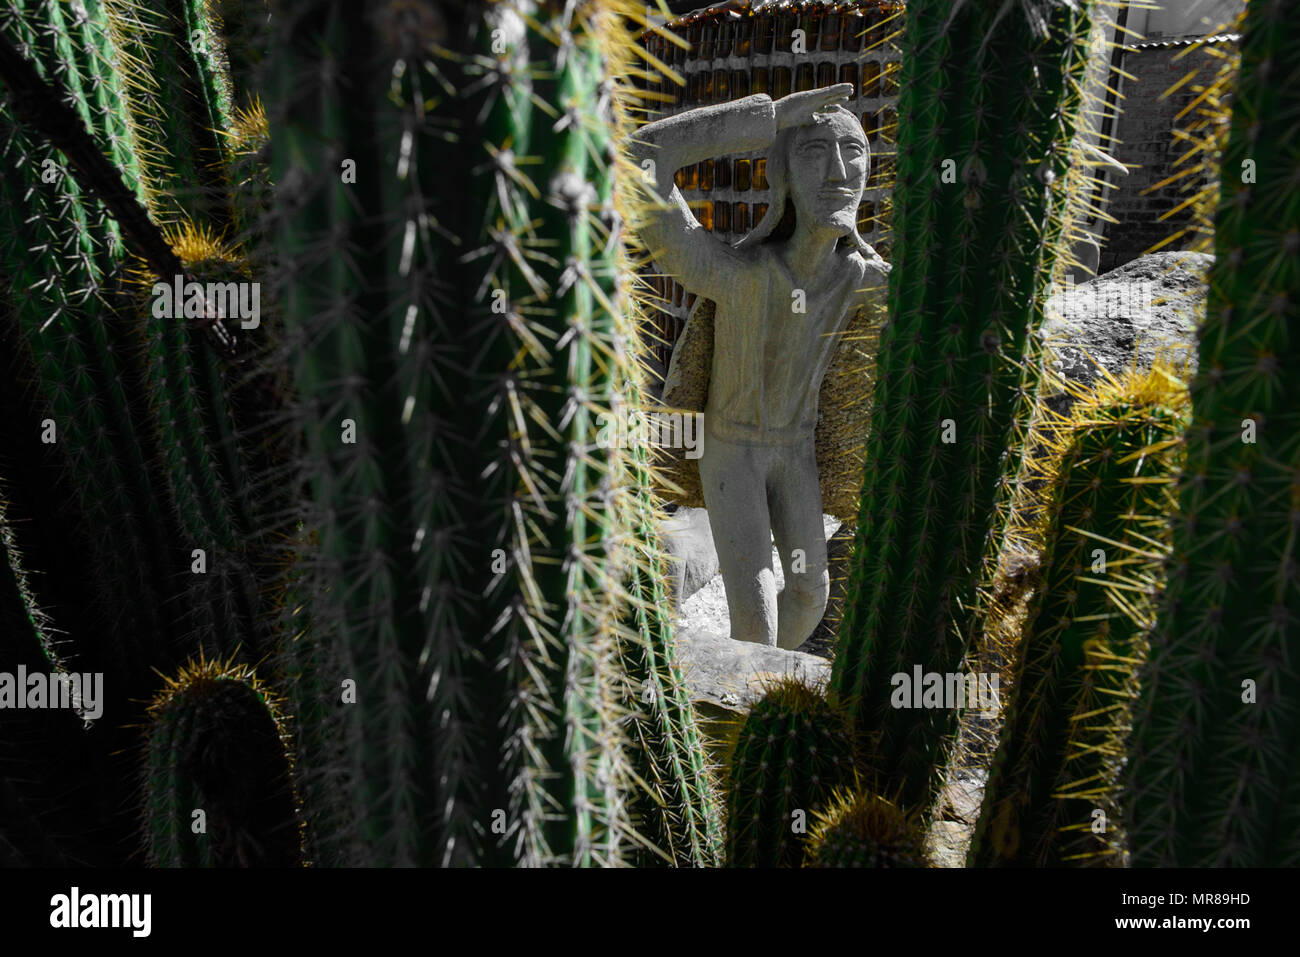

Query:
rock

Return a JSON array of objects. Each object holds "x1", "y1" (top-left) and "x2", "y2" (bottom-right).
[
  {"x1": 660, "y1": 506, "x2": 719, "y2": 610},
  {"x1": 1039, "y1": 250, "x2": 1210, "y2": 411},
  {"x1": 925, "y1": 821, "x2": 969, "y2": 869},
  {"x1": 937, "y1": 772, "x2": 985, "y2": 825},
  {"x1": 674, "y1": 620, "x2": 832, "y2": 717}
]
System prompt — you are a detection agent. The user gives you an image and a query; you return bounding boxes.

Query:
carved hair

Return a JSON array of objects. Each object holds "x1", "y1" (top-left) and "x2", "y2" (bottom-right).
[{"x1": 734, "y1": 104, "x2": 872, "y2": 256}]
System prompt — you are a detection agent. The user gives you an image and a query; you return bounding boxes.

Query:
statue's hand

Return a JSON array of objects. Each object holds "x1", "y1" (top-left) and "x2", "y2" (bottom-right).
[{"x1": 773, "y1": 84, "x2": 855, "y2": 131}]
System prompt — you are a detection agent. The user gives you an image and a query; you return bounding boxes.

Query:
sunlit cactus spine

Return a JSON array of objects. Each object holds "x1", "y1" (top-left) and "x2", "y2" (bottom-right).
[
  {"x1": 804, "y1": 787, "x2": 929, "y2": 867},
  {"x1": 831, "y1": 0, "x2": 1097, "y2": 814},
  {"x1": 262, "y1": 0, "x2": 712, "y2": 867},
  {"x1": 1124, "y1": 0, "x2": 1300, "y2": 868},
  {"x1": 970, "y1": 366, "x2": 1188, "y2": 868},
  {"x1": 726, "y1": 677, "x2": 857, "y2": 868},
  {"x1": 142, "y1": 654, "x2": 301, "y2": 867}
]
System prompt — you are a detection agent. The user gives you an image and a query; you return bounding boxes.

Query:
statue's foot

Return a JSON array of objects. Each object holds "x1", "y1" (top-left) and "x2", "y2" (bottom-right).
[{"x1": 775, "y1": 586, "x2": 828, "y2": 651}]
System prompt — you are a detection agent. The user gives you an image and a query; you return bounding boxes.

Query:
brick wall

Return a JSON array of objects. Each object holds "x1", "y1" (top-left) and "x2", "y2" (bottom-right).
[{"x1": 1097, "y1": 37, "x2": 1237, "y2": 274}]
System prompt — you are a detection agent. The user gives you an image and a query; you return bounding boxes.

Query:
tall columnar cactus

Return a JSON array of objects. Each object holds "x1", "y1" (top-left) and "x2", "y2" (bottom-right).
[
  {"x1": 1124, "y1": 0, "x2": 1300, "y2": 868},
  {"x1": 831, "y1": 0, "x2": 1096, "y2": 813},
  {"x1": 970, "y1": 366, "x2": 1188, "y2": 867},
  {"x1": 263, "y1": 0, "x2": 718, "y2": 867},
  {"x1": 142, "y1": 654, "x2": 301, "y2": 867},
  {"x1": 0, "y1": 2, "x2": 181, "y2": 681},
  {"x1": 804, "y1": 786, "x2": 929, "y2": 867},
  {"x1": 726, "y1": 677, "x2": 857, "y2": 868}
]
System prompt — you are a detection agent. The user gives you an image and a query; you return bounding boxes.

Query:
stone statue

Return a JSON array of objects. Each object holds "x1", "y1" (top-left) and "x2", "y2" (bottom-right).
[{"x1": 631, "y1": 83, "x2": 891, "y2": 650}]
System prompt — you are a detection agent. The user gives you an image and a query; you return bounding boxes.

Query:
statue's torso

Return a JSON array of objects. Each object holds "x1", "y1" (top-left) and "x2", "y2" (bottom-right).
[{"x1": 705, "y1": 245, "x2": 871, "y2": 445}]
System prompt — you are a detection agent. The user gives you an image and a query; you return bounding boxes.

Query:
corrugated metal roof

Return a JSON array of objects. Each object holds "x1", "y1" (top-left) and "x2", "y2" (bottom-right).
[{"x1": 1125, "y1": 33, "x2": 1241, "y2": 51}]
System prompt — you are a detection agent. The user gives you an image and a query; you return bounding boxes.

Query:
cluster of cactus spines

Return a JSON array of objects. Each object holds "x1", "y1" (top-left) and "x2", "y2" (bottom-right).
[
  {"x1": 1, "y1": 0, "x2": 292, "y2": 865},
  {"x1": 103, "y1": 0, "x2": 236, "y2": 229},
  {"x1": 137, "y1": 226, "x2": 279, "y2": 659},
  {"x1": 970, "y1": 364, "x2": 1188, "y2": 868},
  {"x1": 604, "y1": 3, "x2": 730, "y2": 868},
  {"x1": 804, "y1": 786, "x2": 930, "y2": 867},
  {"x1": 462, "y1": 0, "x2": 637, "y2": 867},
  {"x1": 832, "y1": 0, "x2": 1099, "y2": 814},
  {"x1": 262, "y1": 0, "x2": 485, "y2": 867},
  {"x1": 142, "y1": 653, "x2": 301, "y2": 867},
  {"x1": 613, "y1": 280, "x2": 725, "y2": 865},
  {"x1": 725, "y1": 677, "x2": 857, "y2": 868},
  {"x1": 1124, "y1": 0, "x2": 1300, "y2": 868}
]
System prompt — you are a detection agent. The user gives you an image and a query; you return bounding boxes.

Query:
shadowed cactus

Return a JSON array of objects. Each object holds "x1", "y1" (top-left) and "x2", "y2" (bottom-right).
[
  {"x1": 142, "y1": 653, "x2": 301, "y2": 867},
  {"x1": 1124, "y1": 0, "x2": 1300, "y2": 868}
]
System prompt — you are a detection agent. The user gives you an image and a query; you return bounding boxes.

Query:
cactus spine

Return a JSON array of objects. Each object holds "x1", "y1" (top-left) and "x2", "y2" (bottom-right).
[
  {"x1": 263, "y1": 0, "x2": 717, "y2": 867},
  {"x1": 971, "y1": 366, "x2": 1187, "y2": 867},
  {"x1": 1124, "y1": 0, "x2": 1300, "y2": 867},
  {"x1": 832, "y1": 0, "x2": 1096, "y2": 813}
]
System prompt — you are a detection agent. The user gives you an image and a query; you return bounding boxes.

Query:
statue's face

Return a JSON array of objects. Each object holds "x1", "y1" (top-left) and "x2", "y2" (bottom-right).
[{"x1": 786, "y1": 111, "x2": 868, "y2": 235}]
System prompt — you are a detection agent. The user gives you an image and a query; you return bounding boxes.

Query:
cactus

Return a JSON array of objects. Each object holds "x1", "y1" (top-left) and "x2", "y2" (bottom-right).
[
  {"x1": 831, "y1": 0, "x2": 1097, "y2": 814},
  {"x1": 726, "y1": 677, "x2": 857, "y2": 867},
  {"x1": 261, "y1": 0, "x2": 726, "y2": 867},
  {"x1": 1124, "y1": 0, "x2": 1300, "y2": 868},
  {"x1": 804, "y1": 786, "x2": 929, "y2": 867},
  {"x1": 970, "y1": 365, "x2": 1188, "y2": 867},
  {"x1": 104, "y1": 0, "x2": 236, "y2": 229},
  {"x1": 142, "y1": 653, "x2": 301, "y2": 867},
  {"x1": 0, "y1": 4, "x2": 183, "y2": 681},
  {"x1": 19, "y1": 0, "x2": 1292, "y2": 872}
]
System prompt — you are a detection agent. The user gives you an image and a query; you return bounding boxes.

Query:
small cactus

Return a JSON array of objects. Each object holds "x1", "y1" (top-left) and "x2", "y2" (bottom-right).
[
  {"x1": 804, "y1": 786, "x2": 930, "y2": 867},
  {"x1": 142, "y1": 653, "x2": 301, "y2": 867},
  {"x1": 726, "y1": 677, "x2": 857, "y2": 868}
]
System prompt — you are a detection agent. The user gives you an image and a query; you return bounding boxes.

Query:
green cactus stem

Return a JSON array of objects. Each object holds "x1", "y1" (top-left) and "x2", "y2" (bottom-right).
[
  {"x1": 804, "y1": 786, "x2": 930, "y2": 867},
  {"x1": 831, "y1": 0, "x2": 1096, "y2": 813},
  {"x1": 971, "y1": 365, "x2": 1187, "y2": 867},
  {"x1": 142, "y1": 653, "x2": 302, "y2": 867},
  {"x1": 1124, "y1": 0, "x2": 1300, "y2": 868}
]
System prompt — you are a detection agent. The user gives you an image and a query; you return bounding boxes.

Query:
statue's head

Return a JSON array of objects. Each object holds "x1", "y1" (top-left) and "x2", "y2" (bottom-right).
[
  {"x1": 786, "y1": 107, "x2": 869, "y2": 234},
  {"x1": 737, "y1": 105, "x2": 871, "y2": 254}
]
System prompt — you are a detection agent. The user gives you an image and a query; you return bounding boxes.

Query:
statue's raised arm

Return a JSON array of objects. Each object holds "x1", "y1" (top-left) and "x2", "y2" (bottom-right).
[{"x1": 628, "y1": 85, "x2": 857, "y2": 301}]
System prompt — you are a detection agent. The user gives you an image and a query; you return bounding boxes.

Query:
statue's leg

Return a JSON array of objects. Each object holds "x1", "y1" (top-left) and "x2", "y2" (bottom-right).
[
  {"x1": 698, "y1": 433, "x2": 778, "y2": 645},
  {"x1": 769, "y1": 437, "x2": 829, "y2": 651}
]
